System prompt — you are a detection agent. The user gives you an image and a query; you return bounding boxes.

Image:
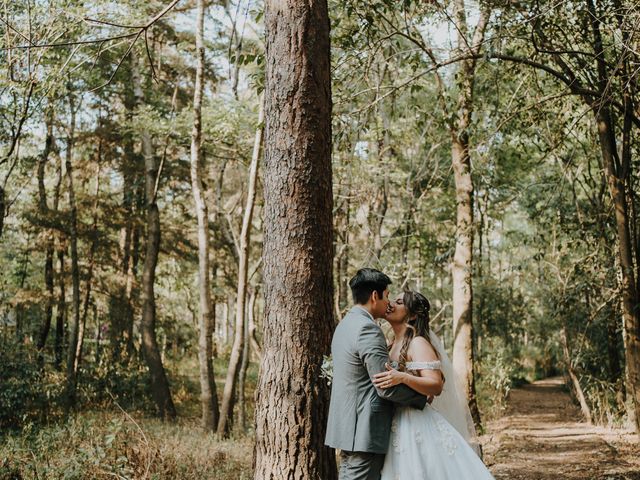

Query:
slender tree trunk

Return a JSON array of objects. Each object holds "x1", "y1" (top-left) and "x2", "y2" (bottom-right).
[
  {"x1": 561, "y1": 326, "x2": 593, "y2": 423},
  {"x1": 15, "y1": 248, "x2": 30, "y2": 342},
  {"x1": 221, "y1": 301, "x2": 229, "y2": 345},
  {"x1": 53, "y1": 150, "x2": 66, "y2": 371},
  {"x1": 596, "y1": 110, "x2": 640, "y2": 432},
  {"x1": 54, "y1": 245, "x2": 66, "y2": 370},
  {"x1": 36, "y1": 107, "x2": 57, "y2": 358},
  {"x1": 238, "y1": 288, "x2": 255, "y2": 431},
  {"x1": 584, "y1": 0, "x2": 639, "y2": 431},
  {"x1": 133, "y1": 53, "x2": 177, "y2": 421},
  {"x1": 64, "y1": 92, "x2": 81, "y2": 412},
  {"x1": 218, "y1": 98, "x2": 264, "y2": 436},
  {"x1": 334, "y1": 192, "x2": 350, "y2": 320},
  {"x1": 607, "y1": 306, "x2": 623, "y2": 384},
  {"x1": 111, "y1": 59, "x2": 141, "y2": 363},
  {"x1": 191, "y1": 0, "x2": 219, "y2": 431},
  {"x1": 95, "y1": 302, "x2": 103, "y2": 364},
  {"x1": 125, "y1": 200, "x2": 142, "y2": 359},
  {"x1": 450, "y1": 129, "x2": 481, "y2": 427},
  {"x1": 449, "y1": 0, "x2": 488, "y2": 429},
  {"x1": 0, "y1": 186, "x2": 4, "y2": 238},
  {"x1": 254, "y1": 0, "x2": 337, "y2": 477},
  {"x1": 74, "y1": 164, "x2": 101, "y2": 375},
  {"x1": 248, "y1": 292, "x2": 262, "y2": 361}
]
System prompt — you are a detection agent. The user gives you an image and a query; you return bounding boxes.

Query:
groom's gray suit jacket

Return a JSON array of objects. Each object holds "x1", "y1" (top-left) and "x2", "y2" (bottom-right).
[{"x1": 325, "y1": 306, "x2": 427, "y2": 454}]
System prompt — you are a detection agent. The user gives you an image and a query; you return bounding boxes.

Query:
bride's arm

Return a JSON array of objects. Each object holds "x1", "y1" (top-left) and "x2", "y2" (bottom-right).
[{"x1": 373, "y1": 336, "x2": 444, "y2": 397}]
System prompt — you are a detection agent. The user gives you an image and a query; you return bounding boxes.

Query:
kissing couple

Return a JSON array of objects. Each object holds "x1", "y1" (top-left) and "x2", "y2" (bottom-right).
[{"x1": 325, "y1": 268, "x2": 495, "y2": 480}]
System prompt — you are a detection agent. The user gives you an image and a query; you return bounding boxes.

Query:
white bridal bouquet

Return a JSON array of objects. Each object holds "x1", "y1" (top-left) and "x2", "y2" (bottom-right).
[{"x1": 320, "y1": 355, "x2": 333, "y2": 385}]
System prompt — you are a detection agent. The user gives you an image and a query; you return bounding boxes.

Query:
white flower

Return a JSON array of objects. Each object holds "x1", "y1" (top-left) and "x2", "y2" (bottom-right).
[{"x1": 320, "y1": 355, "x2": 333, "y2": 385}]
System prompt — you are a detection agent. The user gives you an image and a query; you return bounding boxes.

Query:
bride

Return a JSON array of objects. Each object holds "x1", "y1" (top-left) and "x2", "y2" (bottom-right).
[{"x1": 373, "y1": 289, "x2": 495, "y2": 479}]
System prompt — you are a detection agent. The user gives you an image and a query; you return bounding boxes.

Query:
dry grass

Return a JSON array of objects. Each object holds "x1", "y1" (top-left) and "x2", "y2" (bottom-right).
[{"x1": 0, "y1": 410, "x2": 254, "y2": 479}]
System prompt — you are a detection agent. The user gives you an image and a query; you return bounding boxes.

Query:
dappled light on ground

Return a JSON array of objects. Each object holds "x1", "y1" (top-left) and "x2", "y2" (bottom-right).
[{"x1": 483, "y1": 377, "x2": 640, "y2": 480}]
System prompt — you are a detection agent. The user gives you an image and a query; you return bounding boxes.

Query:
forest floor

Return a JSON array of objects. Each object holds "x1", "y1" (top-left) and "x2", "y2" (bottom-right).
[
  {"x1": 483, "y1": 377, "x2": 640, "y2": 480},
  {"x1": 2, "y1": 374, "x2": 639, "y2": 479}
]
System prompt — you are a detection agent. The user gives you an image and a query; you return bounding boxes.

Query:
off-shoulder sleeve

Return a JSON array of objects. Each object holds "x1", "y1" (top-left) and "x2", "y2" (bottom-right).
[{"x1": 406, "y1": 360, "x2": 442, "y2": 371}]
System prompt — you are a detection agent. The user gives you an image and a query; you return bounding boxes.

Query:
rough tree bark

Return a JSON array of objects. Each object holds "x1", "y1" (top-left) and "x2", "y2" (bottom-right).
[
  {"x1": 254, "y1": 0, "x2": 337, "y2": 477},
  {"x1": 218, "y1": 98, "x2": 264, "y2": 437},
  {"x1": 191, "y1": 0, "x2": 219, "y2": 431},
  {"x1": 133, "y1": 53, "x2": 177, "y2": 420}
]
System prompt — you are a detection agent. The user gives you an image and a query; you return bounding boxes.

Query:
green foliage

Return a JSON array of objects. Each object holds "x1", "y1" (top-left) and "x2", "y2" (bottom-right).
[
  {"x1": 477, "y1": 338, "x2": 530, "y2": 417},
  {"x1": 0, "y1": 346, "x2": 64, "y2": 430},
  {"x1": 76, "y1": 360, "x2": 156, "y2": 413}
]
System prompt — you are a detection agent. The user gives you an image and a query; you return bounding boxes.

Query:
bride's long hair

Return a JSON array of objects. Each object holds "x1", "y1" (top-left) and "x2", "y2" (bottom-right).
[{"x1": 396, "y1": 289, "x2": 440, "y2": 372}]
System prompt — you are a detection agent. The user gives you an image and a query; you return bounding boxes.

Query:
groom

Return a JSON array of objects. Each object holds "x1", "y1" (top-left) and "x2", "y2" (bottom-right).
[{"x1": 325, "y1": 268, "x2": 430, "y2": 480}]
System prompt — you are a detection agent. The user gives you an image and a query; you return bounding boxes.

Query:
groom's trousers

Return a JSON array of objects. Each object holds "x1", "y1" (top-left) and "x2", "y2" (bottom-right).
[{"x1": 339, "y1": 451, "x2": 385, "y2": 480}]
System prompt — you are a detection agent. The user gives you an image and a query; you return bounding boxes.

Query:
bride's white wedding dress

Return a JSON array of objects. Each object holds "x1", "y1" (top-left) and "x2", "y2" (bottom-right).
[{"x1": 381, "y1": 357, "x2": 495, "y2": 479}]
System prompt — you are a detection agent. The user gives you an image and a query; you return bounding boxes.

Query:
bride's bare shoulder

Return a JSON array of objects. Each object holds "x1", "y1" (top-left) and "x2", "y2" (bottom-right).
[{"x1": 408, "y1": 335, "x2": 439, "y2": 362}]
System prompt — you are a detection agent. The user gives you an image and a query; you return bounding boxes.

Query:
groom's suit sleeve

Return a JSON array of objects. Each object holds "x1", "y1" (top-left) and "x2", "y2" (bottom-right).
[{"x1": 357, "y1": 322, "x2": 428, "y2": 409}]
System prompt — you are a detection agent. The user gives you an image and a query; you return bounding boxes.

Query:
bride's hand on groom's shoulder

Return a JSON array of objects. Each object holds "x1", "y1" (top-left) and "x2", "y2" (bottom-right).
[{"x1": 373, "y1": 363, "x2": 407, "y2": 389}]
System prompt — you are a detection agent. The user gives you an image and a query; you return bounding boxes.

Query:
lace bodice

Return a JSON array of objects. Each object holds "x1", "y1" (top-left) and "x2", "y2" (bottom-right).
[{"x1": 389, "y1": 360, "x2": 442, "y2": 371}]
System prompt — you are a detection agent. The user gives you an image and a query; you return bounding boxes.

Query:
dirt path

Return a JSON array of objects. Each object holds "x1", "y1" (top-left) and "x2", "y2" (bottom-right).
[{"x1": 482, "y1": 377, "x2": 640, "y2": 480}]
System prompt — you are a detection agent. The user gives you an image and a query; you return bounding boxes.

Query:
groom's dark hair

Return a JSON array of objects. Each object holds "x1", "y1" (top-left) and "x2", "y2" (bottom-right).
[{"x1": 349, "y1": 268, "x2": 392, "y2": 305}]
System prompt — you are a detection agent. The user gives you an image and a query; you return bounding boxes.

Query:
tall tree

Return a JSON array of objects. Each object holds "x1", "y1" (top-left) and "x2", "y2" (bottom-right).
[
  {"x1": 218, "y1": 98, "x2": 264, "y2": 437},
  {"x1": 35, "y1": 105, "x2": 58, "y2": 359},
  {"x1": 133, "y1": 52, "x2": 177, "y2": 420},
  {"x1": 449, "y1": 0, "x2": 489, "y2": 428},
  {"x1": 191, "y1": 0, "x2": 219, "y2": 431},
  {"x1": 110, "y1": 58, "x2": 141, "y2": 363},
  {"x1": 253, "y1": 0, "x2": 337, "y2": 477},
  {"x1": 63, "y1": 88, "x2": 81, "y2": 411}
]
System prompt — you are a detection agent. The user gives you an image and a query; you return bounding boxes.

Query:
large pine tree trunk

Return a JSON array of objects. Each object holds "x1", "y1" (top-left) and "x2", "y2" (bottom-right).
[
  {"x1": 133, "y1": 53, "x2": 177, "y2": 421},
  {"x1": 191, "y1": 0, "x2": 219, "y2": 431},
  {"x1": 254, "y1": 0, "x2": 337, "y2": 477},
  {"x1": 218, "y1": 98, "x2": 264, "y2": 437}
]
